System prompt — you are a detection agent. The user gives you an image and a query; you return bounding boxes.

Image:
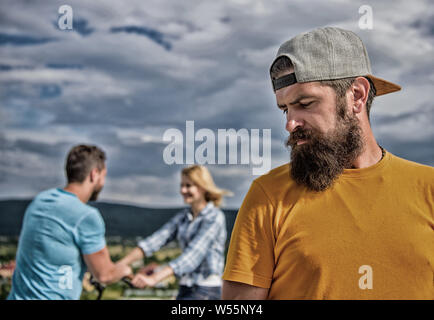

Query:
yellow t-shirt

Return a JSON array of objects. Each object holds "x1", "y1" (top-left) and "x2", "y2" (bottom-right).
[{"x1": 223, "y1": 151, "x2": 434, "y2": 299}]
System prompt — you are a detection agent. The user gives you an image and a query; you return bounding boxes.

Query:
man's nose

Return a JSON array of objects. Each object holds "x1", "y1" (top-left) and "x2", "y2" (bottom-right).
[{"x1": 286, "y1": 117, "x2": 304, "y2": 133}]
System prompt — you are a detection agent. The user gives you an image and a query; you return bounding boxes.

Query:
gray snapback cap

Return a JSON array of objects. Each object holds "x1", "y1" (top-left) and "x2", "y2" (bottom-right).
[{"x1": 270, "y1": 27, "x2": 401, "y2": 96}]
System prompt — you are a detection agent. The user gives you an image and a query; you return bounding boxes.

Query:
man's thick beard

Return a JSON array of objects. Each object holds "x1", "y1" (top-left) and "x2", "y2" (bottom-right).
[
  {"x1": 89, "y1": 187, "x2": 102, "y2": 202},
  {"x1": 286, "y1": 109, "x2": 363, "y2": 192}
]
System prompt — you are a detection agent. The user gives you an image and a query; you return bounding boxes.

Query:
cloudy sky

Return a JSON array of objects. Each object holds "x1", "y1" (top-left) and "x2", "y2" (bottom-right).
[{"x1": 1, "y1": 0, "x2": 433, "y2": 208}]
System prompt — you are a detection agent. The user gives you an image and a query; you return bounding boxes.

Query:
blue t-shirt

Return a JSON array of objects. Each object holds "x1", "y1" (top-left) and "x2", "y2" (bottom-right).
[{"x1": 7, "y1": 188, "x2": 106, "y2": 300}]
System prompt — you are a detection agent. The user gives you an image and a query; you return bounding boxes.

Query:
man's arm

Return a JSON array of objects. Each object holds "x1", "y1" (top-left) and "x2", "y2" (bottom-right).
[
  {"x1": 222, "y1": 280, "x2": 269, "y2": 300},
  {"x1": 221, "y1": 181, "x2": 275, "y2": 300},
  {"x1": 83, "y1": 246, "x2": 132, "y2": 284}
]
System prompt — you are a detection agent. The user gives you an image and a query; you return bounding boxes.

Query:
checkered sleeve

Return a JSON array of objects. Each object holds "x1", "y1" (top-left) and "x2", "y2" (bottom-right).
[
  {"x1": 169, "y1": 212, "x2": 224, "y2": 277},
  {"x1": 137, "y1": 212, "x2": 183, "y2": 257}
]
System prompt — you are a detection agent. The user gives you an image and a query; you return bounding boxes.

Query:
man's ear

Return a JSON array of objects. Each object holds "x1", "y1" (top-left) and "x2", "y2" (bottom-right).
[
  {"x1": 89, "y1": 167, "x2": 98, "y2": 183},
  {"x1": 351, "y1": 77, "x2": 370, "y2": 115}
]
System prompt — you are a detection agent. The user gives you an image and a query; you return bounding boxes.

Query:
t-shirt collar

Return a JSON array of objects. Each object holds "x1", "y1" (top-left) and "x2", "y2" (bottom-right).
[{"x1": 57, "y1": 188, "x2": 77, "y2": 198}]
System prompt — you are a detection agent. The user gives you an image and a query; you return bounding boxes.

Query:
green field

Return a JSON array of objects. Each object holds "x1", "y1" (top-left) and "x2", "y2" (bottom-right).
[{"x1": 0, "y1": 237, "x2": 182, "y2": 300}]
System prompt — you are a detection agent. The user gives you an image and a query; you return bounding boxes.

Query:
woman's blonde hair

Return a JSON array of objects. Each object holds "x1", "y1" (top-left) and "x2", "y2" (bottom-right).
[{"x1": 181, "y1": 165, "x2": 233, "y2": 207}]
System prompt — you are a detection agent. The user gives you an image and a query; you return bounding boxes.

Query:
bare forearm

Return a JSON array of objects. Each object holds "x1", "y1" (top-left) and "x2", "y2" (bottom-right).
[
  {"x1": 118, "y1": 247, "x2": 145, "y2": 266},
  {"x1": 98, "y1": 262, "x2": 132, "y2": 284},
  {"x1": 150, "y1": 265, "x2": 174, "y2": 285},
  {"x1": 131, "y1": 265, "x2": 174, "y2": 288},
  {"x1": 84, "y1": 247, "x2": 132, "y2": 285}
]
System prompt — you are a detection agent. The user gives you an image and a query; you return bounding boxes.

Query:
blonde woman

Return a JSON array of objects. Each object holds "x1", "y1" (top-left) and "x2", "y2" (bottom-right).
[{"x1": 119, "y1": 165, "x2": 232, "y2": 300}]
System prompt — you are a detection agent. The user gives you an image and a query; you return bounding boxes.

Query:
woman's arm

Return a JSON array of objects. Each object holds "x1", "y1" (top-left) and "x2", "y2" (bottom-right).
[
  {"x1": 136, "y1": 213, "x2": 183, "y2": 258},
  {"x1": 168, "y1": 213, "x2": 224, "y2": 277},
  {"x1": 117, "y1": 247, "x2": 144, "y2": 266},
  {"x1": 131, "y1": 265, "x2": 174, "y2": 288},
  {"x1": 120, "y1": 212, "x2": 184, "y2": 266}
]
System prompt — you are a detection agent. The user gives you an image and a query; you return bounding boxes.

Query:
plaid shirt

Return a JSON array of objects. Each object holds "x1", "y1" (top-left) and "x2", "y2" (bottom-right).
[{"x1": 138, "y1": 202, "x2": 227, "y2": 287}]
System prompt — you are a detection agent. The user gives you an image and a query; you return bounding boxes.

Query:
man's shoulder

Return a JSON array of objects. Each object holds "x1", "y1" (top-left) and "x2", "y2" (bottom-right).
[
  {"x1": 388, "y1": 153, "x2": 434, "y2": 178},
  {"x1": 34, "y1": 188, "x2": 82, "y2": 204},
  {"x1": 33, "y1": 188, "x2": 99, "y2": 221},
  {"x1": 254, "y1": 162, "x2": 294, "y2": 188},
  {"x1": 251, "y1": 162, "x2": 300, "y2": 203},
  {"x1": 28, "y1": 188, "x2": 66, "y2": 212},
  {"x1": 33, "y1": 188, "x2": 59, "y2": 200}
]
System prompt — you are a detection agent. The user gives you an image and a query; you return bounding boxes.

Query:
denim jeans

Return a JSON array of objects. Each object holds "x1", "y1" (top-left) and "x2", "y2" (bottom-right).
[{"x1": 176, "y1": 285, "x2": 221, "y2": 300}]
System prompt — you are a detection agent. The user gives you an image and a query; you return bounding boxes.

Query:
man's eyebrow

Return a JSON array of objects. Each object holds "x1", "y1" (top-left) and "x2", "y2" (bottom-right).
[{"x1": 277, "y1": 95, "x2": 318, "y2": 109}]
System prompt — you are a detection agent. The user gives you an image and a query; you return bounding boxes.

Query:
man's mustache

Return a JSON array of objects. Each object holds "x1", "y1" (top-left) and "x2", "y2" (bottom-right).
[{"x1": 286, "y1": 129, "x2": 313, "y2": 148}]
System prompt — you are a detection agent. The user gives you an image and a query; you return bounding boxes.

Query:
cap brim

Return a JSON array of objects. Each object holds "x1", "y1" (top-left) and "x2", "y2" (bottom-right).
[{"x1": 366, "y1": 74, "x2": 401, "y2": 96}]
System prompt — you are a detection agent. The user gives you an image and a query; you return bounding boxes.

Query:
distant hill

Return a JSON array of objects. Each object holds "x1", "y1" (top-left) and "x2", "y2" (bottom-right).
[{"x1": 0, "y1": 199, "x2": 238, "y2": 239}]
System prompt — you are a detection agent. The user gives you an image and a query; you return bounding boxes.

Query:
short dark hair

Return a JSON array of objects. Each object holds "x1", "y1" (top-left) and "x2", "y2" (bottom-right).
[
  {"x1": 65, "y1": 145, "x2": 106, "y2": 183},
  {"x1": 270, "y1": 56, "x2": 376, "y2": 120}
]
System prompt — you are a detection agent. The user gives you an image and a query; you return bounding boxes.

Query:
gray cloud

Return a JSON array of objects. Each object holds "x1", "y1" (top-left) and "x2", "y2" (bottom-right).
[
  {"x1": 0, "y1": 33, "x2": 56, "y2": 46},
  {"x1": 0, "y1": 0, "x2": 433, "y2": 208}
]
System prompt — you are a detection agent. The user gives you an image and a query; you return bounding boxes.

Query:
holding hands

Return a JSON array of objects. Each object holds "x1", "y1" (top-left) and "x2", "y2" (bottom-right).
[
  {"x1": 117, "y1": 247, "x2": 175, "y2": 289},
  {"x1": 131, "y1": 273, "x2": 157, "y2": 288},
  {"x1": 129, "y1": 262, "x2": 174, "y2": 289},
  {"x1": 137, "y1": 262, "x2": 159, "y2": 276},
  {"x1": 130, "y1": 262, "x2": 159, "y2": 288}
]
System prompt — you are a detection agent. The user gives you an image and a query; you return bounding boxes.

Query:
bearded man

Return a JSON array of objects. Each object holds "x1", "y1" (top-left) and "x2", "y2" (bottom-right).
[
  {"x1": 222, "y1": 27, "x2": 434, "y2": 300},
  {"x1": 8, "y1": 145, "x2": 132, "y2": 300}
]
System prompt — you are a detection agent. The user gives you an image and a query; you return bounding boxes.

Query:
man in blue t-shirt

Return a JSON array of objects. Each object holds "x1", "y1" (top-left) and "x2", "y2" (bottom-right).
[{"x1": 8, "y1": 145, "x2": 132, "y2": 300}]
